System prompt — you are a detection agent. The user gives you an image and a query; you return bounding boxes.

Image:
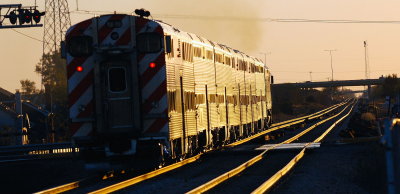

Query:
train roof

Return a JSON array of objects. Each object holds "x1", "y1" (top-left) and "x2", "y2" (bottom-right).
[
  {"x1": 67, "y1": 14, "x2": 270, "y2": 70},
  {"x1": 155, "y1": 19, "x2": 268, "y2": 69}
]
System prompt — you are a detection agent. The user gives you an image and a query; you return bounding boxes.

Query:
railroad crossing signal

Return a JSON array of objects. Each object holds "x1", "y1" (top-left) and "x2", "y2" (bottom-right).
[
  {"x1": 0, "y1": 4, "x2": 45, "y2": 29},
  {"x1": 6, "y1": 11, "x2": 17, "y2": 24},
  {"x1": 32, "y1": 9, "x2": 45, "y2": 23}
]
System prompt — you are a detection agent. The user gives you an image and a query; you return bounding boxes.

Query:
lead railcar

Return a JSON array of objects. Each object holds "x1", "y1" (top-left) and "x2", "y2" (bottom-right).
[{"x1": 64, "y1": 10, "x2": 272, "y2": 169}]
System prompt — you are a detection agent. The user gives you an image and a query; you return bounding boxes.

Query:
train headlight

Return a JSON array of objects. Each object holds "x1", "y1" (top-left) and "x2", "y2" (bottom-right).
[
  {"x1": 78, "y1": 105, "x2": 86, "y2": 112},
  {"x1": 111, "y1": 32, "x2": 119, "y2": 40},
  {"x1": 151, "y1": 101, "x2": 159, "y2": 108}
]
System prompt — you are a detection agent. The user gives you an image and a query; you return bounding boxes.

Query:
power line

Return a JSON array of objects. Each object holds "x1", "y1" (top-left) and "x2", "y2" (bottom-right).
[
  {"x1": 10, "y1": 29, "x2": 44, "y2": 43},
  {"x1": 67, "y1": 8, "x2": 400, "y2": 25},
  {"x1": 152, "y1": 14, "x2": 400, "y2": 24},
  {"x1": 273, "y1": 70, "x2": 398, "y2": 73},
  {"x1": 67, "y1": 10, "x2": 400, "y2": 24},
  {"x1": 70, "y1": 10, "x2": 114, "y2": 15}
]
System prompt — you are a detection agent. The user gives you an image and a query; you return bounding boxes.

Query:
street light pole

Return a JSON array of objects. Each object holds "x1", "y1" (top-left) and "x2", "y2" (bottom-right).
[
  {"x1": 259, "y1": 52, "x2": 271, "y2": 65},
  {"x1": 324, "y1": 49, "x2": 337, "y2": 81}
]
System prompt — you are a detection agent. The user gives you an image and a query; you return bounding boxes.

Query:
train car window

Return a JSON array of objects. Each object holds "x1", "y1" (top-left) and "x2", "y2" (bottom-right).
[
  {"x1": 189, "y1": 44, "x2": 193, "y2": 61},
  {"x1": 215, "y1": 53, "x2": 223, "y2": 64},
  {"x1": 183, "y1": 91, "x2": 196, "y2": 111},
  {"x1": 190, "y1": 92, "x2": 195, "y2": 110},
  {"x1": 225, "y1": 56, "x2": 231, "y2": 66},
  {"x1": 194, "y1": 47, "x2": 202, "y2": 58},
  {"x1": 67, "y1": 36, "x2": 93, "y2": 57},
  {"x1": 195, "y1": 94, "x2": 205, "y2": 105},
  {"x1": 108, "y1": 67, "x2": 127, "y2": 92},
  {"x1": 182, "y1": 42, "x2": 194, "y2": 62},
  {"x1": 182, "y1": 43, "x2": 186, "y2": 60},
  {"x1": 137, "y1": 33, "x2": 162, "y2": 53},
  {"x1": 206, "y1": 50, "x2": 213, "y2": 60},
  {"x1": 168, "y1": 90, "x2": 176, "y2": 112}
]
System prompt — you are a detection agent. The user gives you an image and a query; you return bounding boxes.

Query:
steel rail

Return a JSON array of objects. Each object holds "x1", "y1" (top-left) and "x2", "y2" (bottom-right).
[
  {"x1": 36, "y1": 101, "x2": 347, "y2": 194},
  {"x1": 269, "y1": 100, "x2": 347, "y2": 128},
  {"x1": 186, "y1": 100, "x2": 353, "y2": 194},
  {"x1": 226, "y1": 100, "x2": 348, "y2": 147},
  {"x1": 35, "y1": 181, "x2": 80, "y2": 194},
  {"x1": 34, "y1": 154, "x2": 201, "y2": 194},
  {"x1": 251, "y1": 101, "x2": 356, "y2": 194},
  {"x1": 88, "y1": 154, "x2": 202, "y2": 194},
  {"x1": 85, "y1": 101, "x2": 348, "y2": 194}
]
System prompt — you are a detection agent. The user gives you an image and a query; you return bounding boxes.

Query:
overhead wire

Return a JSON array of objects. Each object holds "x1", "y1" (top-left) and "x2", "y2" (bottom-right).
[
  {"x1": 67, "y1": 10, "x2": 400, "y2": 24},
  {"x1": 274, "y1": 70, "x2": 397, "y2": 73},
  {"x1": 9, "y1": 28, "x2": 45, "y2": 43},
  {"x1": 152, "y1": 14, "x2": 400, "y2": 24}
]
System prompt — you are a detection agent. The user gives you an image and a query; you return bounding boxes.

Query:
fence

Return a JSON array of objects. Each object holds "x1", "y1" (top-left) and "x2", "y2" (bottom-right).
[{"x1": 0, "y1": 142, "x2": 77, "y2": 162}]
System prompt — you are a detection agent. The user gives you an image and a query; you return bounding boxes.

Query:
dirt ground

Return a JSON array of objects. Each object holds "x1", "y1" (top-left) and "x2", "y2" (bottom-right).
[
  {"x1": 270, "y1": 110, "x2": 387, "y2": 194},
  {"x1": 0, "y1": 158, "x2": 87, "y2": 193}
]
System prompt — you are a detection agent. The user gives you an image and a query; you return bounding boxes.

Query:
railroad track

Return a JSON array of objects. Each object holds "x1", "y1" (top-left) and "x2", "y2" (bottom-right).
[
  {"x1": 35, "y1": 100, "x2": 351, "y2": 194},
  {"x1": 189, "y1": 99, "x2": 356, "y2": 194}
]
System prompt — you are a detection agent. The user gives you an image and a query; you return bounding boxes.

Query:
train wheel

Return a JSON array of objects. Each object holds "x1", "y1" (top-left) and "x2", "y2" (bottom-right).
[{"x1": 230, "y1": 127, "x2": 236, "y2": 143}]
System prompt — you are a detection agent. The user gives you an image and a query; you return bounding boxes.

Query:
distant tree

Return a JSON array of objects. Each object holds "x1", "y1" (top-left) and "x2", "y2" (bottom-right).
[
  {"x1": 35, "y1": 50, "x2": 67, "y2": 106},
  {"x1": 382, "y1": 74, "x2": 400, "y2": 97},
  {"x1": 34, "y1": 50, "x2": 68, "y2": 141},
  {"x1": 370, "y1": 74, "x2": 400, "y2": 99},
  {"x1": 20, "y1": 79, "x2": 37, "y2": 95}
]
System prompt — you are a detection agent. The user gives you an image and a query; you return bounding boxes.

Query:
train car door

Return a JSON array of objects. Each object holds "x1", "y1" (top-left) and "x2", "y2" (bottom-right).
[{"x1": 102, "y1": 61, "x2": 134, "y2": 134}]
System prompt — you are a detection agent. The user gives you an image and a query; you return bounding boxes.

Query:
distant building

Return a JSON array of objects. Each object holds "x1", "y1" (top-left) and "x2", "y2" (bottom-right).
[{"x1": 0, "y1": 87, "x2": 49, "y2": 145}]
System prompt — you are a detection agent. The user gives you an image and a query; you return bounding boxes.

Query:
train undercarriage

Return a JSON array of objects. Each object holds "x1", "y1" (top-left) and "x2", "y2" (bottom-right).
[{"x1": 77, "y1": 112, "x2": 272, "y2": 172}]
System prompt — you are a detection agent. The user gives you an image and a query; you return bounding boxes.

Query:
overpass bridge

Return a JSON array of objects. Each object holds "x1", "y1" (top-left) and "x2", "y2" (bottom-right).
[{"x1": 272, "y1": 78, "x2": 385, "y2": 88}]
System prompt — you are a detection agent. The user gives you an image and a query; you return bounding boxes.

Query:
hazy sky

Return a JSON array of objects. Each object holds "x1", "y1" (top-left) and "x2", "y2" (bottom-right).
[{"x1": 1, "y1": 0, "x2": 400, "y2": 92}]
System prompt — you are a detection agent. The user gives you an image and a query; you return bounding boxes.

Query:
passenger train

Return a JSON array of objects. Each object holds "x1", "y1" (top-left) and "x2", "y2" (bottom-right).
[{"x1": 63, "y1": 10, "x2": 273, "y2": 169}]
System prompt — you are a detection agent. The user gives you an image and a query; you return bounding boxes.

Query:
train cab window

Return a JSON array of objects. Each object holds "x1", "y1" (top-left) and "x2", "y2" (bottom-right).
[
  {"x1": 67, "y1": 36, "x2": 93, "y2": 57},
  {"x1": 108, "y1": 67, "x2": 127, "y2": 92},
  {"x1": 165, "y1": 35, "x2": 173, "y2": 56},
  {"x1": 137, "y1": 33, "x2": 162, "y2": 53}
]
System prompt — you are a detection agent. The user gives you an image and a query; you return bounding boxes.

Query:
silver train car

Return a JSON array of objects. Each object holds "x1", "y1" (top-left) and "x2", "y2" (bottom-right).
[{"x1": 64, "y1": 11, "x2": 272, "y2": 169}]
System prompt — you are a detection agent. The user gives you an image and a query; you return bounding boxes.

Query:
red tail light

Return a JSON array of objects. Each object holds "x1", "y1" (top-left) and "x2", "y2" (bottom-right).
[
  {"x1": 149, "y1": 62, "x2": 156, "y2": 68},
  {"x1": 76, "y1": 66, "x2": 83, "y2": 72}
]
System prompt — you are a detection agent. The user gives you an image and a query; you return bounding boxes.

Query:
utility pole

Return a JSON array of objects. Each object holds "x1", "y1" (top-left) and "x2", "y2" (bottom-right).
[
  {"x1": 364, "y1": 41, "x2": 372, "y2": 100},
  {"x1": 324, "y1": 49, "x2": 337, "y2": 81},
  {"x1": 309, "y1": 71, "x2": 312, "y2": 82},
  {"x1": 364, "y1": 41, "x2": 370, "y2": 79},
  {"x1": 42, "y1": 0, "x2": 71, "y2": 143},
  {"x1": 42, "y1": 0, "x2": 71, "y2": 55}
]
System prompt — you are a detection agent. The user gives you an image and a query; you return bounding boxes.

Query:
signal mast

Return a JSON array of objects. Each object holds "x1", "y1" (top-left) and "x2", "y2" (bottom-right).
[{"x1": 0, "y1": 4, "x2": 45, "y2": 29}]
